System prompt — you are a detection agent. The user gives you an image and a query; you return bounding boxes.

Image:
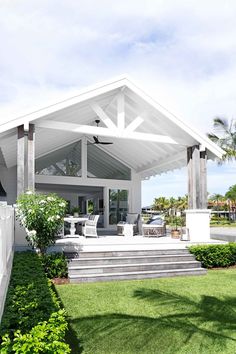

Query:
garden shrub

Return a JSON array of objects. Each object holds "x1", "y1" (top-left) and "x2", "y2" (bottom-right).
[
  {"x1": 41, "y1": 253, "x2": 68, "y2": 279},
  {"x1": 1, "y1": 310, "x2": 70, "y2": 354},
  {"x1": 0, "y1": 252, "x2": 71, "y2": 353},
  {"x1": 16, "y1": 192, "x2": 67, "y2": 254},
  {"x1": 189, "y1": 243, "x2": 236, "y2": 268}
]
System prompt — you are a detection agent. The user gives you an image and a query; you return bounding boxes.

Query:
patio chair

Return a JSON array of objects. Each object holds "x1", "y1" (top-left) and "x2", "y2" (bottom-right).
[
  {"x1": 142, "y1": 216, "x2": 167, "y2": 237},
  {"x1": 82, "y1": 215, "x2": 100, "y2": 237},
  {"x1": 117, "y1": 213, "x2": 141, "y2": 236}
]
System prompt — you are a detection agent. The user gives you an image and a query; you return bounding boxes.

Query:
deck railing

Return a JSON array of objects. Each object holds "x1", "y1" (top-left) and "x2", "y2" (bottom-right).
[{"x1": 0, "y1": 204, "x2": 15, "y2": 322}]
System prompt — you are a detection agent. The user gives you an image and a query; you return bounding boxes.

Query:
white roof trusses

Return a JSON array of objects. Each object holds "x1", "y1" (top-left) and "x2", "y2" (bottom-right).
[{"x1": 0, "y1": 76, "x2": 224, "y2": 179}]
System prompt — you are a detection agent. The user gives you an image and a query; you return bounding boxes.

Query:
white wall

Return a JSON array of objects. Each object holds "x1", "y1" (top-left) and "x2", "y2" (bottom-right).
[{"x1": 0, "y1": 204, "x2": 14, "y2": 321}]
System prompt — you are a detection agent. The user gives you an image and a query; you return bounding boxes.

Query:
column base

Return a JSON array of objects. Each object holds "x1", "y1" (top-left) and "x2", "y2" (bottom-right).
[{"x1": 185, "y1": 209, "x2": 211, "y2": 242}]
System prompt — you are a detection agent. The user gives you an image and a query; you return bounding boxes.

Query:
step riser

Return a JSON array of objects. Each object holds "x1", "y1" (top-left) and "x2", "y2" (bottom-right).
[
  {"x1": 70, "y1": 269, "x2": 207, "y2": 283},
  {"x1": 65, "y1": 249, "x2": 189, "y2": 259},
  {"x1": 69, "y1": 255, "x2": 195, "y2": 266},
  {"x1": 69, "y1": 262, "x2": 201, "y2": 275}
]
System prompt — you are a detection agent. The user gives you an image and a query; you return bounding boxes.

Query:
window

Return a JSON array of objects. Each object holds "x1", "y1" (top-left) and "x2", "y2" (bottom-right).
[{"x1": 36, "y1": 141, "x2": 82, "y2": 177}]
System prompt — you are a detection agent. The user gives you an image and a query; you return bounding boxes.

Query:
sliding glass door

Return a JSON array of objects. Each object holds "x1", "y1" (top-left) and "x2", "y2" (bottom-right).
[{"x1": 109, "y1": 189, "x2": 128, "y2": 225}]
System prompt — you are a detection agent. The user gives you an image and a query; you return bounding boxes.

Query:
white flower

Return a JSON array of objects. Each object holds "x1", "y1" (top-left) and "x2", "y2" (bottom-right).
[
  {"x1": 47, "y1": 196, "x2": 55, "y2": 202},
  {"x1": 59, "y1": 202, "x2": 66, "y2": 207},
  {"x1": 56, "y1": 215, "x2": 60, "y2": 219},
  {"x1": 27, "y1": 230, "x2": 37, "y2": 237},
  {"x1": 26, "y1": 191, "x2": 33, "y2": 195},
  {"x1": 47, "y1": 216, "x2": 54, "y2": 222},
  {"x1": 39, "y1": 200, "x2": 46, "y2": 205},
  {"x1": 21, "y1": 216, "x2": 26, "y2": 226}
]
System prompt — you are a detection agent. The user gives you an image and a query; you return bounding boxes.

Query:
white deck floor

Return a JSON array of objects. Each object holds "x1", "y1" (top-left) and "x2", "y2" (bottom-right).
[{"x1": 53, "y1": 229, "x2": 226, "y2": 252}]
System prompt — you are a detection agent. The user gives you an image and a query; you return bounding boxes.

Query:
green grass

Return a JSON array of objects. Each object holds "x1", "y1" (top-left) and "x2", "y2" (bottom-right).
[{"x1": 56, "y1": 270, "x2": 236, "y2": 354}]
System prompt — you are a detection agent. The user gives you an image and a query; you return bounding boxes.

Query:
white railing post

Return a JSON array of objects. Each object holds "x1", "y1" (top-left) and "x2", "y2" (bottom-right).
[{"x1": 0, "y1": 206, "x2": 7, "y2": 276}]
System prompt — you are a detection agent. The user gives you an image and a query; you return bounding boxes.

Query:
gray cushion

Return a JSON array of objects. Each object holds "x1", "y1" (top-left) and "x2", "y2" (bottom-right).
[{"x1": 126, "y1": 213, "x2": 139, "y2": 224}]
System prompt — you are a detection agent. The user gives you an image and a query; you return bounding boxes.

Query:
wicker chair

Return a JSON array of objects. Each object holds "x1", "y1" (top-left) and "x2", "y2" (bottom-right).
[
  {"x1": 82, "y1": 215, "x2": 100, "y2": 237},
  {"x1": 142, "y1": 216, "x2": 166, "y2": 237}
]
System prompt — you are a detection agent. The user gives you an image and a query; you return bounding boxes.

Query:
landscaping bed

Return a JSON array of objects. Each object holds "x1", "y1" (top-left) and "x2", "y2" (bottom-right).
[
  {"x1": 56, "y1": 270, "x2": 236, "y2": 354},
  {"x1": 189, "y1": 243, "x2": 236, "y2": 268},
  {"x1": 0, "y1": 252, "x2": 71, "y2": 353}
]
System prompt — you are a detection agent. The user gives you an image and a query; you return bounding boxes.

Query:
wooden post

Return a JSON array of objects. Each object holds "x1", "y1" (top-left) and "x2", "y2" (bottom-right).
[
  {"x1": 187, "y1": 147, "x2": 193, "y2": 209},
  {"x1": 192, "y1": 145, "x2": 200, "y2": 209},
  {"x1": 27, "y1": 124, "x2": 35, "y2": 191},
  {"x1": 187, "y1": 145, "x2": 207, "y2": 209},
  {"x1": 200, "y1": 150, "x2": 207, "y2": 209},
  {"x1": 17, "y1": 125, "x2": 25, "y2": 197}
]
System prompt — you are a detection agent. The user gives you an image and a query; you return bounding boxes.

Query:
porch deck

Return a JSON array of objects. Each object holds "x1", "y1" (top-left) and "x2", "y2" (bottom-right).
[{"x1": 52, "y1": 228, "x2": 226, "y2": 253}]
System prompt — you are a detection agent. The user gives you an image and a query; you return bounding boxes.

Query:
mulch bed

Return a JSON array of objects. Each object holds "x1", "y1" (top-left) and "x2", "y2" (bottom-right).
[
  {"x1": 210, "y1": 265, "x2": 236, "y2": 270},
  {"x1": 52, "y1": 277, "x2": 70, "y2": 285}
]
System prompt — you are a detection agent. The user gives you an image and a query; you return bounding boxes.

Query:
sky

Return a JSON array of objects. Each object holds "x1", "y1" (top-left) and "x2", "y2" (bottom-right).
[{"x1": 0, "y1": 0, "x2": 236, "y2": 206}]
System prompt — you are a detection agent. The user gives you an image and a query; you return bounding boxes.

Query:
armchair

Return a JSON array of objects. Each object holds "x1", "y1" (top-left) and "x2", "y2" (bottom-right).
[
  {"x1": 117, "y1": 213, "x2": 141, "y2": 236},
  {"x1": 82, "y1": 215, "x2": 100, "y2": 237}
]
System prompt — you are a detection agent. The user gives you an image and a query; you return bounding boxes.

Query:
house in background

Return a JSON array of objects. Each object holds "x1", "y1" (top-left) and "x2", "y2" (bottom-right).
[{"x1": 0, "y1": 76, "x2": 223, "y2": 247}]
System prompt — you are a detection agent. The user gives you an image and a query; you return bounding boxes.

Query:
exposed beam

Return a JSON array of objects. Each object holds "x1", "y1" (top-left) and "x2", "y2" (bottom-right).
[
  {"x1": 90, "y1": 102, "x2": 117, "y2": 130},
  {"x1": 125, "y1": 116, "x2": 144, "y2": 133},
  {"x1": 137, "y1": 151, "x2": 185, "y2": 174},
  {"x1": 117, "y1": 92, "x2": 125, "y2": 130},
  {"x1": 36, "y1": 120, "x2": 179, "y2": 144}
]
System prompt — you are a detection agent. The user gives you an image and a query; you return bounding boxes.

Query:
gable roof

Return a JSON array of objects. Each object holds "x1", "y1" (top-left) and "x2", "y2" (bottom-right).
[{"x1": 0, "y1": 76, "x2": 224, "y2": 179}]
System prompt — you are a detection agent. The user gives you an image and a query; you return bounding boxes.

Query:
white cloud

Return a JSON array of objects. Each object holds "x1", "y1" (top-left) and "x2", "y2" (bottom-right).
[{"x1": 0, "y1": 0, "x2": 236, "y2": 204}]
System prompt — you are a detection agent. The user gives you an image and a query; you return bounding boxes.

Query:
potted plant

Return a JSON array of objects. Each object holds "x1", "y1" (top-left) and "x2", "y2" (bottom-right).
[
  {"x1": 71, "y1": 206, "x2": 80, "y2": 217},
  {"x1": 169, "y1": 216, "x2": 184, "y2": 239}
]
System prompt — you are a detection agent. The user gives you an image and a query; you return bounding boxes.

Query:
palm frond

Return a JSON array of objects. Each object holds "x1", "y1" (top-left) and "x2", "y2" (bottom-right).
[{"x1": 213, "y1": 117, "x2": 229, "y2": 132}]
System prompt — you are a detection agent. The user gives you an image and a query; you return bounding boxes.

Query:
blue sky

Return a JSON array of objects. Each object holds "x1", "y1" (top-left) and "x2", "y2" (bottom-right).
[{"x1": 0, "y1": 0, "x2": 236, "y2": 206}]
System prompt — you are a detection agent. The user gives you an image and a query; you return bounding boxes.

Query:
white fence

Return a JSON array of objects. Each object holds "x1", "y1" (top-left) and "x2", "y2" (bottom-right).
[{"x1": 0, "y1": 204, "x2": 15, "y2": 322}]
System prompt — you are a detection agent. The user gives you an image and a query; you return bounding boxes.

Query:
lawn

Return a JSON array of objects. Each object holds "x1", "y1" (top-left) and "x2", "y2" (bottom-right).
[{"x1": 56, "y1": 270, "x2": 236, "y2": 354}]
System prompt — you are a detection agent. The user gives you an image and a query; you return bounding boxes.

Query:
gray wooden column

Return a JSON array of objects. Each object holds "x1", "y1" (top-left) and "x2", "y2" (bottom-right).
[
  {"x1": 187, "y1": 145, "x2": 207, "y2": 209},
  {"x1": 17, "y1": 125, "x2": 25, "y2": 197},
  {"x1": 200, "y1": 150, "x2": 207, "y2": 209},
  {"x1": 27, "y1": 124, "x2": 35, "y2": 191}
]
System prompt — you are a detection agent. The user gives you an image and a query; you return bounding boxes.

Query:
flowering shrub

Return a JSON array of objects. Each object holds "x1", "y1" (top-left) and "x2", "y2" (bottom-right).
[{"x1": 16, "y1": 192, "x2": 67, "y2": 254}]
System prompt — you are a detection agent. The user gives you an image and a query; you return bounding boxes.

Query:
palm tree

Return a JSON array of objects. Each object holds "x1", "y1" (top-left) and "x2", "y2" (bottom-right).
[
  {"x1": 209, "y1": 193, "x2": 224, "y2": 223},
  {"x1": 207, "y1": 118, "x2": 236, "y2": 162},
  {"x1": 153, "y1": 197, "x2": 170, "y2": 214},
  {"x1": 225, "y1": 184, "x2": 236, "y2": 221}
]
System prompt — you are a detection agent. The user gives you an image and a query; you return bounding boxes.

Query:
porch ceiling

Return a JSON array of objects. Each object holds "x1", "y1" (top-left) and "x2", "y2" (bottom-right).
[{"x1": 0, "y1": 76, "x2": 224, "y2": 179}]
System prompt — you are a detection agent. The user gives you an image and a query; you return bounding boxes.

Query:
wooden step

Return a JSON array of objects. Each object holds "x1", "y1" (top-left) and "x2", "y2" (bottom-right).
[
  {"x1": 68, "y1": 254, "x2": 196, "y2": 266},
  {"x1": 70, "y1": 268, "x2": 207, "y2": 283}
]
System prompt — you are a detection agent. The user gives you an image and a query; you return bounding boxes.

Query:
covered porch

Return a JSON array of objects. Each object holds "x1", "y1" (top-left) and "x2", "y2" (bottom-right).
[{"x1": 0, "y1": 76, "x2": 223, "y2": 247}]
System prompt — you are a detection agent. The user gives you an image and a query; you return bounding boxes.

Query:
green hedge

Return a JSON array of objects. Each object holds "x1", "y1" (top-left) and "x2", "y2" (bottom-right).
[
  {"x1": 189, "y1": 243, "x2": 236, "y2": 268},
  {"x1": 41, "y1": 253, "x2": 68, "y2": 279},
  {"x1": 0, "y1": 252, "x2": 71, "y2": 353}
]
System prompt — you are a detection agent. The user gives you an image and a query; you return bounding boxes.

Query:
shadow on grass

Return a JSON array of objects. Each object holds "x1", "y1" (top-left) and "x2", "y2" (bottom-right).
[
  {"x1": 53, "y1": 284, "x2": 82, "y2": 354},
  {"x1": 67, "y1": 289, "x2": 236, "y2": 354},
  {"x1": 133, "y1": 288, "x2": 236, "y2": 330}
]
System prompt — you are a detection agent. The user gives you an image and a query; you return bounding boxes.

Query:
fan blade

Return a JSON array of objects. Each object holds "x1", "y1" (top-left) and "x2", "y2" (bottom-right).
[
  {"x1": 93, "y1": 136, "x2": 99, "y2": 143},
  {"x1": 99, "y1": 142, "x2": 113, "y2": 145}
]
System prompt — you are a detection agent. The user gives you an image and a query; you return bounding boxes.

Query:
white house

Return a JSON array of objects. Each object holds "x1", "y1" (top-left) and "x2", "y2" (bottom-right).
[{"x1": 0, "y1": 76, "x2": 223, "y2": 246}]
